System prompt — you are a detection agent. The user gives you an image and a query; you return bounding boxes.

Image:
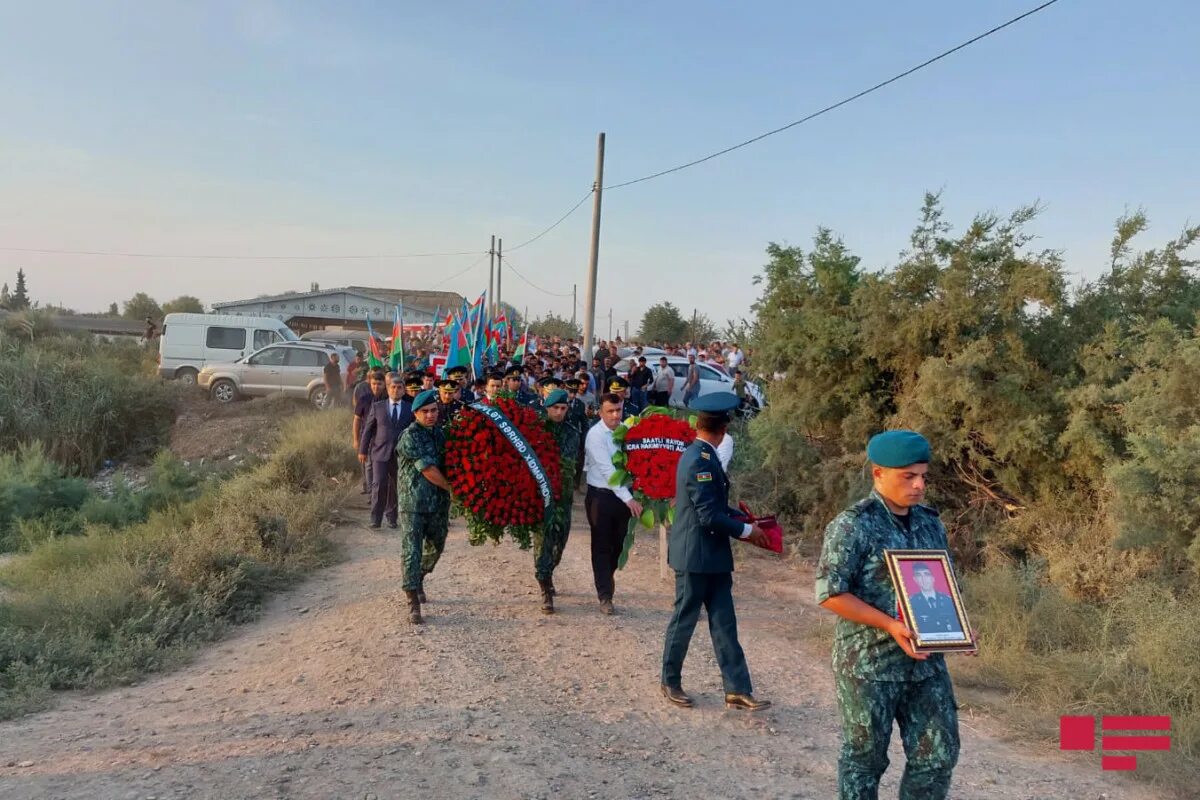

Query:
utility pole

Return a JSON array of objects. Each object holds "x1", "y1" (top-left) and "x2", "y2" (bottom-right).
[
  {"x1": 624, "y1": 320, "x2": 629, "y2": 342},
  {"x1": 571, "y1": 284, "x2": 577, "y2": 327},
  {"x1": 488, "y1": 235, "x2": 496, "y2": 319},
  {"x1": 581, "y1": 132, "x2": 605, "y2": 363},
  {"x1": 496, "y1": 238, "x2": 503, "y2": 322},
  {"x1": 691, "y1": 308, "x2": 698, "y2": 344},
  {"x1": 608, "y1": 308, "x2": 613, "y2": 341}
]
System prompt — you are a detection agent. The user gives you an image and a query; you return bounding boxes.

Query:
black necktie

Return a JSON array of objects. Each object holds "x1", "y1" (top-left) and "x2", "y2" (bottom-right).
[{"x1": 392, "y1": 404, "x2": 399, "y2": 424}]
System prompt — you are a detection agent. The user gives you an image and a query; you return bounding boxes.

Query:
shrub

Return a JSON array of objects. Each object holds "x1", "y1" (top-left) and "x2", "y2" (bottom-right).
[
  {"x1": 0, "y1": 444, "x2": 89, "y2": 551},
  {"x1": 0, "y1": 410, "x2": 354, "y2": 717}
]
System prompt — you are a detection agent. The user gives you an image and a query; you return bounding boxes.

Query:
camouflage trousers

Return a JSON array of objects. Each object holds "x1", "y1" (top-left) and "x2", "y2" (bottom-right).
[
  {"x1": 835, "y1": 669, "x2": 960, "y2": 800},
  {"x1": 534, "y1": 503, "x2": 572, "y2": 582},
  {"x1": 401, "y1": 511, "x2": 449, "y2": 592}
]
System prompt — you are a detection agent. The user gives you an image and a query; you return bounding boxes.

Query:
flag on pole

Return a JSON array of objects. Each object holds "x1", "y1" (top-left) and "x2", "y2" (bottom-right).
[
  {"x1": 388, "y1": 304, "x2": 405, "y2": 371},
  {"x1": 365, "y1": 317, "x2": 385, "y2": 368},
  {"x1": 443, "y1": 310, "x2": 469, "y2": 371},
  {"x1": 512, "y1": 323, "x2": 530, "y2": 364}
]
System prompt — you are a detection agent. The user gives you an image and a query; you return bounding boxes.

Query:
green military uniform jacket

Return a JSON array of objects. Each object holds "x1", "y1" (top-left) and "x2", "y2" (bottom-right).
[
  {"x1": 436, "y1": 399, "x2": 463, "y2": 430},
  {"x1": 549, "y1": 418, "x2": 581, "y2": 498},
  {"x1": 396, "y1": 422, "x2": 450, "y2": 514},
  {"x1": 816, "y1": 491, "x2": 951, "y2": 682},
  {"x1": 667, "y1": 439, "x2": 746, "y2": 574}
]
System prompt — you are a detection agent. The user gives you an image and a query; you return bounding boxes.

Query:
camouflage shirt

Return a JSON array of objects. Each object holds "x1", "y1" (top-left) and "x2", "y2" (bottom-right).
[
  {"x1": 396, "y1": 422, "x2": 450, "y2": 514},
  {"x1": 816, "y1": 490, "x2": 950, "y2": 682},
  {"x1": 549, "y1": 419, "x2": 581, "y2": 500}
]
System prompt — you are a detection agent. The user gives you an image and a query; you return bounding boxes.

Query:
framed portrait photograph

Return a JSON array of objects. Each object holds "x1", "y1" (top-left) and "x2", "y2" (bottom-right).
[{"x1": 884, "y1": 549, "x2": 977, "y2": 654}]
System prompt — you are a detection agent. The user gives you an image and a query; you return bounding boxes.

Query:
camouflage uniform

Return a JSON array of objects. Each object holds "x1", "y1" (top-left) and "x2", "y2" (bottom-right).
[
  {"x1": 535, "y1": 418, "x2": 581, "y2": 581},
  {"x1": 396, "y1": 422, "x2": 451, "y2": 592},
  {"x1": 816, "y1": 490, "x2": 961, "y2": 800}
]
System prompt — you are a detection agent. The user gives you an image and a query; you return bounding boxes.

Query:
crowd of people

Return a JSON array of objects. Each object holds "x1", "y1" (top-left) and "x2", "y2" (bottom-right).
[{"x1": 331, "y1": 331, "x2": 970, "y2": 800}]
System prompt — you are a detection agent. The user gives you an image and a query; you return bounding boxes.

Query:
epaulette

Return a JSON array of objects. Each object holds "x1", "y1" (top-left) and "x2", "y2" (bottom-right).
[
  {"x1": 914, "y1": 502, "x2": 942, "y2": 517},
  {"x1": 845, "y1": 497, "x2": 875, "y2": 518}
]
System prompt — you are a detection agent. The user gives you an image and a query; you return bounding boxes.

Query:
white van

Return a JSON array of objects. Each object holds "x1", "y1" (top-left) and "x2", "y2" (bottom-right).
[{"x1": 158, "y1": 313, "x2": 298, "y2": 384}]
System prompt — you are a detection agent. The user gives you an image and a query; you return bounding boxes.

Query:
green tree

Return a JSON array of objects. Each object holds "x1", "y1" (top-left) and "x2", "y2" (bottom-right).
[
  {"x1": 107, "y1": 302, "x2": 119, "y2": 316},
  {"x1": 161, "y1": 295, "x2": 204, "y2": 315},
  {"x1": 121, "y1": 293, "x2": 163, "y2": 322},
  {"x1": 637, "y1": 301, "x2": 688, "y2": 343},
  {"x1": 0, "y1": 283, "x2": 10, "y2": 310},
  {"x1": 528, "y1": 313, "x2": 580, "y2": 341},
  {"x1": 10, "y1": 269, "x2": 30, "y2": 310}
]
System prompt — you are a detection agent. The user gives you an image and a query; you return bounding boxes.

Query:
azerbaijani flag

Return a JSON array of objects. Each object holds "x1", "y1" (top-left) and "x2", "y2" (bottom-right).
[
  {"x1": 388, "y1": 304, "x2": 405, "y2": 371},
  {"x1": 365, "y1": 316, "x2": 385, "y2": 368},
  {"x1": 443, "y1": 310, "x2": 470, "y2": 371},
  {"x1": 512, "y1": 323, "x2": 530, "y2": 363}
]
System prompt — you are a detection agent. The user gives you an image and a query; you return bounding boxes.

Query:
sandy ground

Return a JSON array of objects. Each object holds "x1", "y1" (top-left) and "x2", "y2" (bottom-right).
[{"x1": 0, "y1": 495, "x2": 1163, "y2": 800}]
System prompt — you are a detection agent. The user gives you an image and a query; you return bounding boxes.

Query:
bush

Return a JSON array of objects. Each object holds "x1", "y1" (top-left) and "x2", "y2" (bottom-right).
[
  {"x1": 0, "y1": 444, "x2": 89, "y2": 551},
  {"x1": 0, "y1": 330, "x2": 177, "y2": 474},
  {"x1": 0, "y1": 410, "x2": 355, "y2": 717}
]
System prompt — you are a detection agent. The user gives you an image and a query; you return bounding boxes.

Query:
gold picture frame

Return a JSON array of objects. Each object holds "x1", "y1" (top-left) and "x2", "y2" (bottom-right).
[{"x1": 884, "y1": 549, "x2": 976, "y2": 654}]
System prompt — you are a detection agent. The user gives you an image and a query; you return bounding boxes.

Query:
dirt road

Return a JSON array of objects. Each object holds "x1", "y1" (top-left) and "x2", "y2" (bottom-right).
[{"x1": 0, "y1": 498, "x2": 1159, "y2": 799}]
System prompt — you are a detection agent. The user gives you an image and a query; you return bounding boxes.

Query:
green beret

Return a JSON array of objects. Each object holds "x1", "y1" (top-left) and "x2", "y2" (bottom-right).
[
  {"x1": 412, "y1": 389, "x2": 438, "y2": 412},
  {"x1": 544, "y1": 389, "x2": 569, "y2": 407},
  {"x1": 866, "y1": 430, "x2": 931, "y2": 468}
]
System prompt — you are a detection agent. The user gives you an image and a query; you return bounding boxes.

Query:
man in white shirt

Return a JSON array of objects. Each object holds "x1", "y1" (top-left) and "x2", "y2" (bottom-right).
[
  {"x1": 583, "y1": 392, "x2": 643, "y2": 614},
  {"x1": 727, "y1": 344, "x2": 745, "y2": 371}
]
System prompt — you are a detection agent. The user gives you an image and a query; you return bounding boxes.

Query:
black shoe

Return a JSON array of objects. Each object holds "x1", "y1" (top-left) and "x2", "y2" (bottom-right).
[
  {"x1": 724, "y1": 693, "x2": 771, "y2": 711},
  {"x1": 368, "y1": 522, "x2": 382, "y2": 530},
  {"x1": 599, "y1": 599, "x2": 615, "y2": 616},
  {"x1": 387, "y1": 521, "x2": 398, "y2": 529},
  {"x1": 661, "y1": 685, "x2": 693, "y2": 708}
]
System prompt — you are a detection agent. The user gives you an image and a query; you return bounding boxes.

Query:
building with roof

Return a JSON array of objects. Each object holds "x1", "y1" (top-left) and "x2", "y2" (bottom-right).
[{"x1": 210, "y1": 285, "x2": 464, "y2": 334}]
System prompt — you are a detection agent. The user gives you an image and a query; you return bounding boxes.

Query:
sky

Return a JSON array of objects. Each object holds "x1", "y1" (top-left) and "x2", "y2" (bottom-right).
[{"x1": 1, "y1": 1, "x2": 1197, "y2": 337}]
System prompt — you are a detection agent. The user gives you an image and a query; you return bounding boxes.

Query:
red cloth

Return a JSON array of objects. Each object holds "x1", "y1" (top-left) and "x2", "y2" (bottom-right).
[{"x1": 738, "y1": 502, "x2": 784, "y2": 553}]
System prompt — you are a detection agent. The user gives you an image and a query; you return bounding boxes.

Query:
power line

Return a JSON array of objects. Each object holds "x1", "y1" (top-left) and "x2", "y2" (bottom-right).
[
  {"x1": 431, "y1": 253, "x2": 491, "y2": 289},
  {"x1": 0, "y1": 246, "x2": 484, "y2": 260},
  {"x1": 500, "y1": 255, "x2": 574, "y2": 297},
  {"x1": 504, "y1": 188, "x2": 595, "y2": 253},
  {"x1": 603, "y1": 0, "x2": 1062, "y2": 190}
]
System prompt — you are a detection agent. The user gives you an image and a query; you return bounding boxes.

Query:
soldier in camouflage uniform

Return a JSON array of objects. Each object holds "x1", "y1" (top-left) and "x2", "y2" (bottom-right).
[
  {"x1": 564, "y1": 378, "x2": 589, "y2": 486},
  {"x1": 434, "y1": 378, "x2": 462, "y2": 431},
  {"x1": 533, "y1": 389, "x2": 580, "y2": 613},
  {"x1": 815, "y1": 430, "x2": 967, "y2": 800},
  {"x1": 396, "y1": 389, "x2": 453, "y2": 625}
]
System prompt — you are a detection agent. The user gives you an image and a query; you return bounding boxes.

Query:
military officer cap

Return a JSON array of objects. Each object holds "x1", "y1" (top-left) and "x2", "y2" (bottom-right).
[
  {"x1": 608, "y1": 376, "x2": 630, "y2": 391},
  {"x1": 434, "y1": 378, "x2": 457, "y2": 390},
  {"x1": 544, "y1": 389, "x2": 569, "y2": 407},
  {"x1": 537, "y1": 375, "x2": 562, "y2": 388},
  {"x1": 404, "y1": 375, "x2": 423, "y2": 389},
  {"x1": 563, "y1": 377, "x2": 581, "y2": 388},
  {"x1": 446, "y1": 365, "x2": 467, "y2": 378},
  {"x1": 504, "y1": 365, "x2": 523, "y2": 379},
  {"x1": 687, "y1": 391, "x2": 740, "y2": 417},
  {"x1": 486, "y1": 370, "x2": 505, "y2": 381},
  {"x1": 412, "y1": 389, "x2": 438, "y2": 412},
  {"x1": 866, "y1": 430, "x2": 931, "y2": 467}
]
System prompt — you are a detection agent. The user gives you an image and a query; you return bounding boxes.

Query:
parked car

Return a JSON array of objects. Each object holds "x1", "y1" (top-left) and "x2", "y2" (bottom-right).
[
  {"x1": 614, "y1": 355, "x2": 766, "y2": 413},
  {"x1": 300, "y1": 329, "x2": 378, "y2": 355},
  {"x1": 197, "y1": 341, "x2": 357, "y2": 407},
  {"x1": 158, "y1": 313, "x2": 298, "y2": 385}
]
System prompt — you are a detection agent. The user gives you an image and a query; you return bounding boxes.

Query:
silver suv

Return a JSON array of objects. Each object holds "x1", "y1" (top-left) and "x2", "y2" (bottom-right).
[{"x1": 197, "y1": 342, "x2": 357, "y2": 407}]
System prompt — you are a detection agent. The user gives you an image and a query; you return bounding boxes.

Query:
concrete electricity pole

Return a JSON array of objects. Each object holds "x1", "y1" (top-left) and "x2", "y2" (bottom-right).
[
  {"x1": 572, "y1": 284, "x2": 577, "y2": 327},
  {"x1": 581, "y1": 132, "x2": 605, "y2": 363},
  {"x1": 496, "y1": 238, "x2": 503, "y2": 322},
  {"x1": 488, "y1": 235, "x2": 496, "y2": 319}
]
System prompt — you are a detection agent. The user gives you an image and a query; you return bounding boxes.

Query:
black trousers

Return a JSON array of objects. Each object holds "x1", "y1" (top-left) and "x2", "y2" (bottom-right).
[
  {"x1": 585, "y1": 486, "x2": 631, "y2": 601},
  {"x1": 370, "y1": 459, "x2": 398, "y2": 526},
  {"x1": 648, "y1": 390, "x2": 670, "y2": 407},
  {"x1": 361, "y1": 458, "x2": 374, "y2": 494}
]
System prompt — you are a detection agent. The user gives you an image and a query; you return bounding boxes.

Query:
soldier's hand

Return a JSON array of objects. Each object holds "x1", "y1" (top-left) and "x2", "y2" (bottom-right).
[
  {"x1": 887, "y1": 620, "x2": 928, "y2": 660},
  {"x1": 357, "y1": 453, "x2": 367, "y2": 464},
  {"x1": 746, "y1": 525, "x2": 769, "y2": 549},
  {"x1": 626, "y1": 499, "x2": 644, "y2": 517}
]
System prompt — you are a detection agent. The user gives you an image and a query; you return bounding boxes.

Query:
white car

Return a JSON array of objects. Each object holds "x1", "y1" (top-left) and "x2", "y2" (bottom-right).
[{"x1": 614, "y1": 356, "x2": 765, "y2": 413}]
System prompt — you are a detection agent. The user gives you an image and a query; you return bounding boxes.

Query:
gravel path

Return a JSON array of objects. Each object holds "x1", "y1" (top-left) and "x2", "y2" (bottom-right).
[{"x1": 0, "y1": 497, "x2": 1161, "y2": 799}]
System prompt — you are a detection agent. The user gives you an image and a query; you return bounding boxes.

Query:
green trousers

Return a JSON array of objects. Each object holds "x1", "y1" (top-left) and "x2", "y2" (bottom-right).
[
  {"x1": 534, "y1": 501, "x2": 572, "y2": 582},
  {"x1": 401, "y1": 511, "x2": 448, "y2": 591},
  {"x1": 835, "y1": 669, "x2": 959, "y2": 800}
]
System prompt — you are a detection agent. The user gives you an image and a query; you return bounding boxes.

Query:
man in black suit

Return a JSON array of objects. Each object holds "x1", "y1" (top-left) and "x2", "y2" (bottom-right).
[
  {"x1": 661, "y1": 392, "x2": 771, "y2": 711},
  {"x1": 358, "y1": 372, "x2": 414, "y2": 529},
  {"x1": 908, "y1": 563, "x2": 962, "y2": 635}
]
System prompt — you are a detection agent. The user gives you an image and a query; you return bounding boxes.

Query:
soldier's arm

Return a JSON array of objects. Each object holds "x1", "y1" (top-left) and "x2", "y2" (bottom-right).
[{"x1": 688, "y1": 462, "x2": 746, "y2": 539}]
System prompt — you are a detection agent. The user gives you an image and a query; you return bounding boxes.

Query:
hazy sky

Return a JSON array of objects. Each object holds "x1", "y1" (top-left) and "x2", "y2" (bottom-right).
[{"x1": 1, "y1": 1, "x2": 1196, "y2": 334}]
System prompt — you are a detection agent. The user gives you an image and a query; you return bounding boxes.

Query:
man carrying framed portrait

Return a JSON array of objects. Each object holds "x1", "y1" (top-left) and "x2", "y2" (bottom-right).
[{"x1": 815, "y1": 430, "x2": 977, "y2": 800}]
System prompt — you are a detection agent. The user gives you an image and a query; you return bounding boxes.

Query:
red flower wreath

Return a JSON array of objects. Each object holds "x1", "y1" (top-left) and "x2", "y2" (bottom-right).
[
  {"x1": 444, "y1": 396, "x2": 563, "y2": 549},
  {"x1": 609, "y1": 408, "x2": 697, "y2": 567}
]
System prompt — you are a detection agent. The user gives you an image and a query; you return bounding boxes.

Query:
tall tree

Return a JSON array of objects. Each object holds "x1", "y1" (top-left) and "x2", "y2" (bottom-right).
[
  {"x1": 10, "y1": 269, "x2": 30, "y2": 310},
  {"x1": 161, "y1": 295, "x2": 204, "y2": 315},
  {"x1": 528, "y1": 313, "x2": 581, "y2": 341},
  {"x1": 122, "y1": 292, "x2": 163, "y2": 321},
  {"x1": 107, "y1": 302, "x2": 119, "y2": 316},
  {"x1": 0, "y1": 283, "x2": 10, "y2": 310},
  {"x1": 637, "y1": 301, "x2": 688, "y2": 343}
]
